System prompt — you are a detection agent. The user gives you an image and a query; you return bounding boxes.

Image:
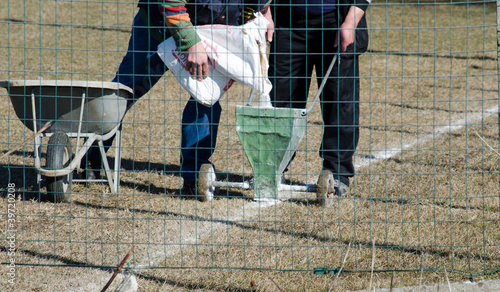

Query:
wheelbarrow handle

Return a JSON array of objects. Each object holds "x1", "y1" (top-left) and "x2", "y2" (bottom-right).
[{"x1": 302, "y1": 54, "x2": 338, "y2": 116}]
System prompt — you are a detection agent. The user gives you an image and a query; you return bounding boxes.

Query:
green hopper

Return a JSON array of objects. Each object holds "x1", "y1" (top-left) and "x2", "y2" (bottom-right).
[
  {"x1": 235, "y1": 106, "x2": 306, "y2": 199},
  {"x1": 235, "y1": 56, "x2": 337, "y2": 200}
]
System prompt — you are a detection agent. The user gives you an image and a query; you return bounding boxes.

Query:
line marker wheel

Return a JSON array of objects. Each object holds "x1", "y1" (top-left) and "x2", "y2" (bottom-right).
[{"x1": 198, "y1": 164, "x2": 215, "y2": 201}]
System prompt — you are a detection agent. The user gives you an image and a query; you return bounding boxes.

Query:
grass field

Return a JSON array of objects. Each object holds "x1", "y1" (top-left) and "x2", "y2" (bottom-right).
[{"x1": 1, "y1": 1, "x2": 499, "y2": 291}]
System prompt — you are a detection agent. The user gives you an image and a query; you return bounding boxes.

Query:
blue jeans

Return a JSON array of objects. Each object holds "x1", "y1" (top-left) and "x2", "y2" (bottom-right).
[
  {"x1": 180, "y1": 98, "x2": 221, "y2": 182},
  {"x1": 87, "y1": 11, "x2": 221, "y2": 182}
]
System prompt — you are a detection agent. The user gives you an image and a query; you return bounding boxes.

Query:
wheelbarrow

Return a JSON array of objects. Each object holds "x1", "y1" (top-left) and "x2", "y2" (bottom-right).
[
  {"x1": 197, "y1": 56, "x2": 338, "y2": 201},
  {"x1": 0, "y1": 79, "x2": 133, "y2": 202}
]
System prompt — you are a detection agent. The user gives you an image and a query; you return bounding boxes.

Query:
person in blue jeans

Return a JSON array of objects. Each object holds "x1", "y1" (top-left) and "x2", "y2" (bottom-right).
[{"x1": 81, "y1": 0, "x2": 274, "y2": 201}]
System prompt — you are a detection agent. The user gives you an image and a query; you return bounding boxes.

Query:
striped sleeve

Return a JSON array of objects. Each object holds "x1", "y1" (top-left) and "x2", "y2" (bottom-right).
[{"x1": 159, "y1": 0, "x2": 200, "y2": 52}]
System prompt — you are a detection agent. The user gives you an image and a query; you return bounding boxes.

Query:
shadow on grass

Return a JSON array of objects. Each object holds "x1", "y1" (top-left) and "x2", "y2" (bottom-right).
[
  {"x1": 133, "y1": 271, "x2": 258, "y2": 292},
  {"x1": 71, "y1": 199, "x2": 498, "y2": 264},
  {"x1": 0, "y1": 158, "x2": 51, "y2": 202},
  {"x1": 0, "y1": 151, "x2": 255, "y2": 199},
  {"x1": 0, "y1": 245, "x2": 257, "y2": 292}
]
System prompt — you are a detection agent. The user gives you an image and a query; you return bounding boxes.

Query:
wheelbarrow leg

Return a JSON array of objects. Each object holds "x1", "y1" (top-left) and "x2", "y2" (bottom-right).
[
  {"x1": 113, "y1": 125, "x2": 122, "y2": 194},
  {"x1": 98, "y1": 139, "x2": 117, "y2": 194},
  {"x1": 31, "y1": 92, "x2": 43, "y2": 188},
  {"x1": 34, "y1": 133, "x2": 43, "y2": 187}
]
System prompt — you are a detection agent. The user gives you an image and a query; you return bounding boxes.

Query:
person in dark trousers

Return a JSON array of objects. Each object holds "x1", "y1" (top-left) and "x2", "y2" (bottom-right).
[
  {"x1": 80, "y1": 0, "x2": 274, "y2": 201},
  {"x1": 268, "y1": 0, "x2": 369, "y2": 206}
]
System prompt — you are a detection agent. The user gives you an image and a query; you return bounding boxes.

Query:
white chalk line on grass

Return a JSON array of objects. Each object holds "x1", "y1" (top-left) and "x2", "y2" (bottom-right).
[
  {"x1": 354, "y1": 106, "x2": 498, "y2": 169},
  {"x1": 130, "y1": 105, "x2": 499, "y2": 271},
  {"x1": 131, "y1": 199, "x2": 278, "y2": 270}
]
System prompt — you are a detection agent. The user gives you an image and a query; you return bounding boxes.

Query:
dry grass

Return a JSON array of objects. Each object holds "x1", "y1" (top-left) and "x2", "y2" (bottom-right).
[{"x1": 1, "y1": 1, "x2": 499, "y2": 291}]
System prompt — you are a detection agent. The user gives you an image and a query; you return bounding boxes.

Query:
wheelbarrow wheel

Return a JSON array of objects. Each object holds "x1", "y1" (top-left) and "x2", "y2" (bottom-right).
[
  {"x1": 198, "y1": 164, "x2": 215, "y2": 202},
  {"x1": 46, "y1": 131, "x2": 72, "y2": 203}
]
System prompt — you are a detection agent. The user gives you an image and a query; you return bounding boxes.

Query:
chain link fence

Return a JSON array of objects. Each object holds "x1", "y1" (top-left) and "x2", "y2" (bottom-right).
[{"x1": 1, "y1": 0, "x2": 499, "y2": 290}]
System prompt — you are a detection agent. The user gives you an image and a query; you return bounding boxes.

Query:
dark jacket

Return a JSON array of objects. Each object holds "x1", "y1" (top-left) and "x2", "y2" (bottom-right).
[
  {"x1": 275, "y1": 0, "x2": 369, "y2": 56},
  {"x1": 137, "y1": 0, "x2": 268, "y2": 26}
]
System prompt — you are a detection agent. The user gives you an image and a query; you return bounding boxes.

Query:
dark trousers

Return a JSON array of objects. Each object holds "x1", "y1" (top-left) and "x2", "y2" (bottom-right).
[{"x1": 268, "y1": 9, "x2": 360, "y2": 186}]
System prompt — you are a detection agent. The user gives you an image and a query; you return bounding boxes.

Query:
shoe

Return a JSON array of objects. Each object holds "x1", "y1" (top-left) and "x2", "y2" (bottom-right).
[
  {"x1": 74, "y1": 160, "x2": 101, "y2": 180},
  {"x1": 316, "y1": 169, "x2": 348, "y2": 207},
  {"x1": 182, "y1": 180, "x2": 197, "y2": 197}
]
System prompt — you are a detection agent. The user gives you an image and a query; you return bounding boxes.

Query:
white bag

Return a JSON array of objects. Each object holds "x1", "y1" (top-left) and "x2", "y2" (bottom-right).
[{"x1": 157, "y1": 13, "x2": 272, "y2": 107}]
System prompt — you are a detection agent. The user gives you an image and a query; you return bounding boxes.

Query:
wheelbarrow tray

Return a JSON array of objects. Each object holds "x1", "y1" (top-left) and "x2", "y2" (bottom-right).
[{"x1": 0, "y1": 80, "x2": 132, "y2": 135}]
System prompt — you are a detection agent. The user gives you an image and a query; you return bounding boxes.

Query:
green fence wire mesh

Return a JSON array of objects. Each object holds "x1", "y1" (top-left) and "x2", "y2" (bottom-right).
[{"x1": 1, "y1": 0, "x2": 499, "y2": 291}]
